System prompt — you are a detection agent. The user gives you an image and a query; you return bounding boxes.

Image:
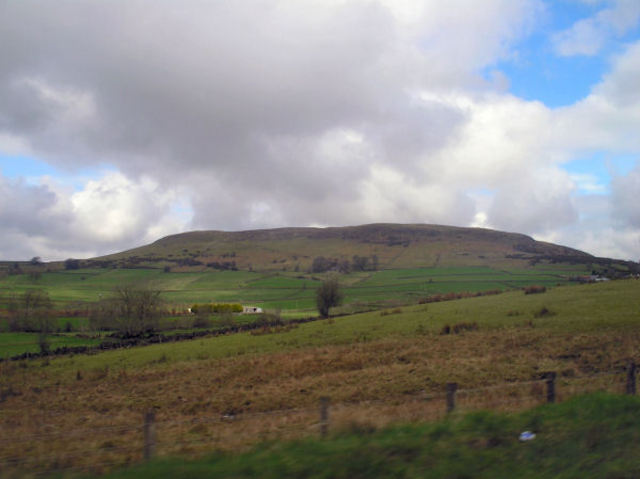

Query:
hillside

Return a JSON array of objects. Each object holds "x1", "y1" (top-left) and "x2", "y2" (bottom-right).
[
  {"x1": 2, "y1": 279, "x2": 640, "y2": 476},
  {"x1": 84, "y1": 223, "x2": 635, "y2": 274}
]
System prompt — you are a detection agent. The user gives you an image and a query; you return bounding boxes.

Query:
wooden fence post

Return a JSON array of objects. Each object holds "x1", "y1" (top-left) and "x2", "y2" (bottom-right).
[
  {"x1": 143, "y1": 410, "x2": 156, "y2": 461},
  {"x1": 446, "y1": 382, "x2": 458, "y2": 413},
  {"x1": 319, "y1": 397, "x2": 330, "y2": 438},
  {"x1": 626, "y1": 361, "x2": 636, "y2": 395},
  {"x1": 545, "y1": 372, "x2": 556, "y2": 403}
]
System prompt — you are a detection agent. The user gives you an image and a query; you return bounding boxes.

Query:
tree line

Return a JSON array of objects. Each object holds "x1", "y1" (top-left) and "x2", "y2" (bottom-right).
[
  {"x1": 4, "y1": 275, "x2": 346, "y2": 355},
  {"x1": 311, "y1": 255, "x2": 379, "y2": 274}
]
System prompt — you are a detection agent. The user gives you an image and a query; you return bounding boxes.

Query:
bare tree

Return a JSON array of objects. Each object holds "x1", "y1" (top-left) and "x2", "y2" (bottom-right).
[
  {"x1": 90, "y1": 285, "x2": 164, "y2": 335},
  {"x1": 8, "y1": 290, "x2": 56, "y2": 353}
]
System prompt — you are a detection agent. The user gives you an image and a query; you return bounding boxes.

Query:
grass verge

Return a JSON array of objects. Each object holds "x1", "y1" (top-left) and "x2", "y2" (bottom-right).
[{"x1": 90, "y1": 392, "x2": 640, "y2": 479}]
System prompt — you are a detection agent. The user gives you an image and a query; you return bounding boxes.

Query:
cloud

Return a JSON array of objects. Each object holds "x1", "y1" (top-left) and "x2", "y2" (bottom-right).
[
  {"x1": 611, "y1": 162, "x2": 640, "y2": 228},
  {"x1": 569, "y1": 173, "x2": 607, "y2": 194},
  {"x1": 69, "y1": 172, "x2": 184, "y2": 244},
  {"x1": 0, "y1": 175, "x2": 67, "y2": 236},
  {"x1": 553, "y1": 40, "x2": 640, "y2": 152},
  {"x1": 0, "y1": 171, "x2": 188, "y2": 260},
  {"x1": 0, "y1": 0, "x2": 639, "y2": 262},
  {"x1": 553, "y1": 0, "x2": 640, "y2": 56},
  {"x1": 0, "y1": 1, "x2": 540, "y2": 232},
  {"x1": 487, "y1": 167, "x2": 578, "y2": 235}
]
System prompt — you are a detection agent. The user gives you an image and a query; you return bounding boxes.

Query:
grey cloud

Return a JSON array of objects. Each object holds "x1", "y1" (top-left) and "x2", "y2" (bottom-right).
[
  {"x1": 0, "y1": 0, "x2": 474, "y2": 231},
  {"x1": 0, "y1": 177, "x2": 66, "y2": 235},
  {"x1": 486, "y1": 170, "x2": 578, "y2": 236},
  {"x1": 611, "y1": 163, "x2": 640, "y2": 228},
  {"x1": 5, "y1": 0, "x2": 599, "y2": 261},
  {"x1": 0, "y1": 172, "x2": 181, "y2": 260}
]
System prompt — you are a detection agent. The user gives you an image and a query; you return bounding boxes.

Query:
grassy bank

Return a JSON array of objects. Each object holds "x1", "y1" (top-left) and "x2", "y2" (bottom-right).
[
  {"x1": 1, "y1": 280, "x2": 638, "y2": 476},
  {"x1": 94, "y1": 393, "x2": 640, "y2": 479}
]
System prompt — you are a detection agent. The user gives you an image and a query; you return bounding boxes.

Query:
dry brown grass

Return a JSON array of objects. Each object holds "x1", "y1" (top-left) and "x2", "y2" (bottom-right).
[{"x1": 1, "y1": 322, "x2": 638, "y2": 476}]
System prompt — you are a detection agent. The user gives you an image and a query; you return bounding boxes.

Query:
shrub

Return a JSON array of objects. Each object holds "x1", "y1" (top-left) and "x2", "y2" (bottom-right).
[
  {"x1": 534, "y1": 306, "x2": 555, "y2": 318},
  {"x1": 190, "y1": 303, "x2": 243, "y2": 314},
  {"x1": 214, "y1": 312, "x2": 235, "y2": 329},
  {"x1": 89, "y1": 285, "x2": 164, "y2": 334},
  {"x1": 64, "y1": 258, "x2": 80, "y2": 270},
  {"x1": 7, "y1": 290, "x2": 55, "y2": 333},
  {"x1": 311, "y1": 256, "x2": 337, "y2": 273},
  {"x1": 193, "y1": 316, "x2": 212, "y2": 329},
  {"x1": 38, "y1": 333, "x2": 50, "y2": 355},
  {"x1": 524, "y1": 285, "x2": 547, "y2": 295},
  {"x1": 440, "y1": 322, "x2": 478, "y2": 335},
  {"x1": 316, "y1": 277, "x2": 343, "y2": 318},
  {"x1": 453, "y1": 322, "x2": 478, "y2": 334}
]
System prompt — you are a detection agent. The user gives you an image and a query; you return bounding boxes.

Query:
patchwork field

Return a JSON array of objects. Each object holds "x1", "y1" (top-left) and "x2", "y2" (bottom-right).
[
  {"x1": 0, "y1": 279, "x2": 638, "y2": 477},
  {"x1": 0, "y1": 264, "x2": 590, "y2": 358},
  {"x1": 0, "y1": 264, "x2": 587, "y2": 312}
]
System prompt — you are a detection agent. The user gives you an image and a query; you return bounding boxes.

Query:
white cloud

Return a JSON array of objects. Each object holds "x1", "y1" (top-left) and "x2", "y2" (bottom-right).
[
  {"x1": 487, "y1": 167, "x2": 578, "y2": 235},
  {"x1": 553, "y1": 40, "x2": 640, "y2": 152},
  {"x1": 554, "y1": 17, "x2": 607, "y2": 56},
  {"x1": 70, "y1": 172, "x2": 179, "y2": 244},
  {"x1": 570, "y1": 173, "x2": 607, "y2": 193},
  {"x1": 0, "y1": 171, "x2": 189, "y2": 260},
  {"x1": 560, "y1": 227, "x2": 640, "y2": 261},
  {"x1": 553, "y1": 0, "x2": 640, "y2": 56}
]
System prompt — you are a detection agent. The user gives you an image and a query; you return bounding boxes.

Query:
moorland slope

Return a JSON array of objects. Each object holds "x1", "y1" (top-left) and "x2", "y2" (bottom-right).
[{"x1": 85, "y1": 223, "x2": 634, "y2": 273}]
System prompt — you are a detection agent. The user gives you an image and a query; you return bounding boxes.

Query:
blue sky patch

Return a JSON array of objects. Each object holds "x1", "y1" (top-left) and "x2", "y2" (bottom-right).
[
  {"x1": 488, "y1": 0, "x2": 640, "y2": 108},
  {"x1": 0, "y1": 153, "x2": 112, "y2": 191},
  {"x1": 562, "y1": 152, "x2": 638, "y2": 195}
]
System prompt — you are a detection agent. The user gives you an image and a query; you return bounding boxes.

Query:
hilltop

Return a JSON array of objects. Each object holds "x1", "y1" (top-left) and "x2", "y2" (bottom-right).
[{"x1": 85, "y1": 223, "x2": 636, "y2": 274}]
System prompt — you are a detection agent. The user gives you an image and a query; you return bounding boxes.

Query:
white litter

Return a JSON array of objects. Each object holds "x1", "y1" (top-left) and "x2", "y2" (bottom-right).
[{"x1": 519, "y1": 431, "x2": 536, "y2": 441}]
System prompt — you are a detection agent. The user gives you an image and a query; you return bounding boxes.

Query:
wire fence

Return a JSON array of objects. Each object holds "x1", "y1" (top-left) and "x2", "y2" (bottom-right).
[{"x1": 0, "y1": 363, "x2": 636, "y2": 477}]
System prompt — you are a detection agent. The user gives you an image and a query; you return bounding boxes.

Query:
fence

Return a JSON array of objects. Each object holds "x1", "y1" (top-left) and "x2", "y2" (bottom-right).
[{"x1": 0, "y1": 362, "x2": 636, "y2": 476}]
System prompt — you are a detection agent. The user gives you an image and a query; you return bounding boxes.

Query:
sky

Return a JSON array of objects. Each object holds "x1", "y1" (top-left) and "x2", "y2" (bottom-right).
[{"x1": 1, "y1": 0, "x2": 640, "y2": 262}]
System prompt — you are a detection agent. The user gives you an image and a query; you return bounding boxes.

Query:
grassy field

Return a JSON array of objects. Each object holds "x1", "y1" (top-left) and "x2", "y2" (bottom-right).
[
  {"x1": 0, "y1": 332, "x2": 102, "y2": 357},
  {"x1": 0, "y1": 279, "x2": 638, "y2": 476},
  {"x1": 0, "y1": 264, "x2": 587, "y2": 313},
  {"x1": 97, "y1": 393, "x2": 640, "y2": 479},
  {"x1": 0, "y1": 265, "x2": 587, "y2": 359}
]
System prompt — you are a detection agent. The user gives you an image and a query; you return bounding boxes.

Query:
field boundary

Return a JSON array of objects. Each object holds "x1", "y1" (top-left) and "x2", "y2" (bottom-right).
[
  {"x1": 0, "y1": 362, "x2": 636, "y2": 476},
  {"x1": 0, "y1": 314, "x2": 322, "y2": 362}
]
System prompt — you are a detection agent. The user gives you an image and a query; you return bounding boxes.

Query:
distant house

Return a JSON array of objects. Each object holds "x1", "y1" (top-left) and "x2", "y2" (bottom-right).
[{"x1": 243, "y1": 306, "x2": 263, "y2": 314}]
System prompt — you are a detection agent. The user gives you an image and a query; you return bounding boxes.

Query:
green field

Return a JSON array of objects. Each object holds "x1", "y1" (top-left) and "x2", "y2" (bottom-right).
[
  {"x1": 1, "y1": 279, "x2": 639, "y2": 477},
  {"x1": 0, "y1": 332, "x2": 102, "y2": 357},
  {"x1": 0, "y1": 264, "x2": 587, "y2": 313},
  {"x1": 0, "y1": 265, "x2": 591, "y2": 358},
  {"x1": 17, "y1": 278, "x2": 636, "y2": 372}
]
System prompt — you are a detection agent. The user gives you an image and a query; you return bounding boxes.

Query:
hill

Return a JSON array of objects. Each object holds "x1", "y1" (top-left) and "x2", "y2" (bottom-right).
[{"x1": 84, "y1": 223, "x2": 636, "y2": 274}]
